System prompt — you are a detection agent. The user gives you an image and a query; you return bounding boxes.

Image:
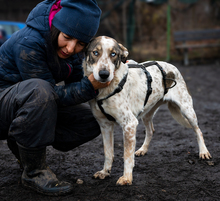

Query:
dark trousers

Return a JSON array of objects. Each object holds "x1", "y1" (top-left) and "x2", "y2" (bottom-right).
[{"x1": 0, "y1": 79, "x2": 100, "y2": 152}]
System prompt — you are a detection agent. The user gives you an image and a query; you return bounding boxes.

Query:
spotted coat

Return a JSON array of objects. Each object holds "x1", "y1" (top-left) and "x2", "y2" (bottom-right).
[{"x1": 83, "y1": 36, "x2": 211, "y2": 186}]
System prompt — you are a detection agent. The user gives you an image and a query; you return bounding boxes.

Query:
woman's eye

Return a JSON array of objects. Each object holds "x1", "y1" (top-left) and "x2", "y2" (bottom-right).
[
  {"x1": 111, "y1": 52, "x2": 116, "y2": 57},
  {"x1": 93, "y1": 51, "x2": 99, "y2": 56},
  {"x1": 78, "y1": 42, "x2": 86, "y2": 47},
  {"x1": 63, "y1": 34, "x2": 70, "y2": 39}
]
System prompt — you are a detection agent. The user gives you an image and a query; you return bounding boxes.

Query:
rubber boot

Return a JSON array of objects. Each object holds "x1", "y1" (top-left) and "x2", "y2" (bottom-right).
[
  {"x1": 7, "y1": 138, "x2": 23, "y2": 169},
  {"x1": 17, "y1": 143, "x2": 73, "y2": 196}
]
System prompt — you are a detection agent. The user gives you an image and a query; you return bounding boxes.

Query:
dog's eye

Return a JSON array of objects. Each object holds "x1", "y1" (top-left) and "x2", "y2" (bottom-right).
[
  {"x1": 111, "y1": 52, "x2": 116, "y2": 57},
  {"x1": 93, "y1": 51, "x2": 99, "y2": 56}
]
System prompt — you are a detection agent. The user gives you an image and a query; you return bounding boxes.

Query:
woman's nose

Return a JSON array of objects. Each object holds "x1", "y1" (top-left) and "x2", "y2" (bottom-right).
[{"x1": 66, "y1": 39, "x2": 77, "y2": 54}]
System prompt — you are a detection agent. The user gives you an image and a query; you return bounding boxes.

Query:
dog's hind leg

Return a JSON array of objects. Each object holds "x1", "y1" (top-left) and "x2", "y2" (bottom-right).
[
  {"x1": 167, "y1": 92, "x2": 211, "y2": 159},
  {"x1": 93, "y1": 120, "x2": 115, "y2": 180},
  {"x1": 135, "y1": 114, "x2": 154, "y2": 157},
  {"x1": 151, "y1": 120, "x2": 155, "y2": 133},
  {"x1": 151, "y1": 107, "x2": 160, "y2": 133},
  {"x1": 135, "y1": 102, "x2": 162, "y2": 157}
]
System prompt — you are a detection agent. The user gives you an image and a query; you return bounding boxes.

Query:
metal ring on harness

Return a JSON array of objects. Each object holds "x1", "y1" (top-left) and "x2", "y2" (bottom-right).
[{"x1": 164, "y1": 78, "x2": 177, "y2": 90}]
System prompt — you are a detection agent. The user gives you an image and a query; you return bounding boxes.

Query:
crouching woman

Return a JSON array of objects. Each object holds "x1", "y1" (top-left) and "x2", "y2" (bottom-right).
[{"x1": 0, "y1": 0, "x2": 108, "y2": 196}]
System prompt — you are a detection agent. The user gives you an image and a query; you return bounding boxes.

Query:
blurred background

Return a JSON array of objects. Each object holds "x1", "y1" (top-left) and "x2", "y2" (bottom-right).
[{"x1": 0, "y1": 0, "x2": 220, "y2": 64}]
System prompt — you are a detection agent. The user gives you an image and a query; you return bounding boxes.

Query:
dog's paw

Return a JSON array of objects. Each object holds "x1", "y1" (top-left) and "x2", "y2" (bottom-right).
[
  {"x1": 116, "y1": 176, "x2": 132, "y2": 186},
  {"x1": 200, "y1": 151, "x2": 212, "y2": 160},
  {"x1": 135, "y1": 148, "x2": 147, "y2": 157},
  {"x1": 93, "y1": 170, "x2": 110, "y2": 180}
]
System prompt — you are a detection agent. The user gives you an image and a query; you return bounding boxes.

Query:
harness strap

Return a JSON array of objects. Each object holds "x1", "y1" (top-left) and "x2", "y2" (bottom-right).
[
  {"x1": 138, "y1": 61, "x2": 169, "y2": 94},
  {"x1": 154, "y1": 63, "x2": 168, "y2": 94},
  {"x1": 142, "y1": 62, "x2": 177, "y2": 93},
  {"x1": 97, "y1": 72, "x2": 128, "y2": 122},
  {"x1": 128, "y1": 61, "x2": 156, "y2": 68},
  {"x1": 128, "y1": 63, "x2": 153, "y2": 107},
  {"x1": 97, "y1": 100, "x2": 116, "y2": 121},
  {"x1": 143, "y1": 68, "x2": 153, "y2": 106}
]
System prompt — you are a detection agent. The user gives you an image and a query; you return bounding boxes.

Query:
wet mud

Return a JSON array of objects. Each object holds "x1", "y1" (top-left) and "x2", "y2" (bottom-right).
[{"x1": 0, "y1": 62, "x2": 220, "y2": 201}]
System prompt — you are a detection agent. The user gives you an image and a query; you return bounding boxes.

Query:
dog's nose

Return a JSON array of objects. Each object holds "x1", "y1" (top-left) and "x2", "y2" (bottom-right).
[{"x1": 99, "y1": 70, "x2": 110, "y2": 79}]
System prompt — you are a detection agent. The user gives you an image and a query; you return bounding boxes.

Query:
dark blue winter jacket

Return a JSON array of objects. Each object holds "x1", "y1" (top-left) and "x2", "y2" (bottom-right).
[{"x1": 0, "y1": 0, "x2": 97, "y2": 106}]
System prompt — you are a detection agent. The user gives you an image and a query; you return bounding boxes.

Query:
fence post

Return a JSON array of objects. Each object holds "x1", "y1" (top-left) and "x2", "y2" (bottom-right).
[{"x1": 166, "y1": 2, "x2": 171, "y2": 62}]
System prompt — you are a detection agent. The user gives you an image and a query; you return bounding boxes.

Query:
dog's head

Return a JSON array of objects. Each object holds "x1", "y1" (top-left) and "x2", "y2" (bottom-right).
[{"x1": 83, "y1": 36, "x2": 129, "y2": 83}]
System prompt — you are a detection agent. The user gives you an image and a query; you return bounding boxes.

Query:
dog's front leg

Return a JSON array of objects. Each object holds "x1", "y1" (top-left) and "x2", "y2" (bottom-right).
[
  {"x1": 116, "y1": 115, "x2": 138, "y2": 185},
  {"x1": 93, "y1": 120, "x2": 115, "y2": 180}
]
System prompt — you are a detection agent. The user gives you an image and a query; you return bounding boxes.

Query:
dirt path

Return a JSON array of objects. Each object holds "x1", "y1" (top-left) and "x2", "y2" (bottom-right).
[{"x1": 0, "y1": 62, "x2": 220, "y2": 201}]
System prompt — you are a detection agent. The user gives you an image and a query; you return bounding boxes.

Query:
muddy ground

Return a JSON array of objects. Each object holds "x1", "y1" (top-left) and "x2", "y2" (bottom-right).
[{"x1": 0, "y1": 61, "x2": 220, "y2": 201}]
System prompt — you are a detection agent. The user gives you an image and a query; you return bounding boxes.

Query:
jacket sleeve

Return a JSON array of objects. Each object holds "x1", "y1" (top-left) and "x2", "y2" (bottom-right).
[
  {"x1": 54, "y1": 76, "x2": 97, "y2": 106},
  {"x1": 13, "y1": 36, "x2": 96, "y2": 106}
]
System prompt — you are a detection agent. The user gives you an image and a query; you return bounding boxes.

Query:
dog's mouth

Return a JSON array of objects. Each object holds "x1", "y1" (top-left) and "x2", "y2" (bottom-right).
[
  {"x1": 95, "y1": 77, "x2": 111, "y2": 83},
  {"x1": 99, "y1": 79, "x2": 109, "y2": 83}
]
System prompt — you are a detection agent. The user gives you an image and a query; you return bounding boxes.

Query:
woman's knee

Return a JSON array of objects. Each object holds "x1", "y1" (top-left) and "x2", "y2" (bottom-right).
[
  {"x1": 3, "y1": 79, "x2": 58, "y2": 147},
  {"x1": 53, "y1": 104, "x2": 101, "y2": 152},
  {"x1": 18, "y1": 79, "x2": 58, "y2": 104}
]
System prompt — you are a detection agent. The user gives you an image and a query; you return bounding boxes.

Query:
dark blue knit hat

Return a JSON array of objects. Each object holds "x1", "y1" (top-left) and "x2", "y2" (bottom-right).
[{"x1": 52, "y1": 0, "x2": 101, "y2": 43}]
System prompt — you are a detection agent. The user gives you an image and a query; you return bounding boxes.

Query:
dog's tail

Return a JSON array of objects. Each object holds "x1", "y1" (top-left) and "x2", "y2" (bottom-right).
[{"x1": 168, "y1": 102, "x2": 192, "y2": 128}]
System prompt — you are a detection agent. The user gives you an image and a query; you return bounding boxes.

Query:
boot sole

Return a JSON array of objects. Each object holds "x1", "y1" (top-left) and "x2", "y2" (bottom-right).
[{"x1": 22, "y1": 180, "x2": 73, "y2": 196}]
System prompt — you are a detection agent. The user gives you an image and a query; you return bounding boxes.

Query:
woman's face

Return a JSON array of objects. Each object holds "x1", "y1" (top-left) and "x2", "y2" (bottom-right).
[{"x1": 57, "y1": 32, "x2": 86, "y2": 59}]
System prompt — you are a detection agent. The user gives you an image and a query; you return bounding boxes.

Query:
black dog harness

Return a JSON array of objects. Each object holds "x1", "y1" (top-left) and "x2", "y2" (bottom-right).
[{"x1": 96, "y1": 61, "x2": 176, "y2": 122}]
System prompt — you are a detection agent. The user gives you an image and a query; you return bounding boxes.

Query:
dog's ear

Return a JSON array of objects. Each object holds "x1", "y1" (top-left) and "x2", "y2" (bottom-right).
[
  {"x1": 118, "y1": 43, "x2": 129, "y2": 63},
  {"x1": 84, "y1": 38, "x2": 95, "y2": 56}
]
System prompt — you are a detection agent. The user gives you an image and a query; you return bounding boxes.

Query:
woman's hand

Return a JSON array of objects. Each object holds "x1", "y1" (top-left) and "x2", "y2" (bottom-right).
[{"x1": 88, "y1": 74, "x2": 111, "y2": 90}]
